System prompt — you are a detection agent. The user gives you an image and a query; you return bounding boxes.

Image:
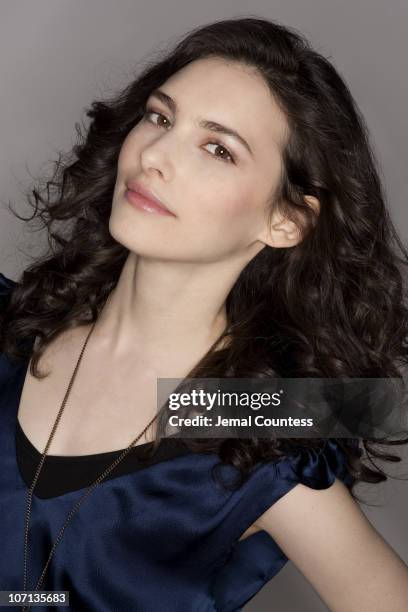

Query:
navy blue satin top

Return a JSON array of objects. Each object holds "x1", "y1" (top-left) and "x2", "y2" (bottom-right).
[{"x1": 0, "y1": 272, "x2": 358, "y2": 611}]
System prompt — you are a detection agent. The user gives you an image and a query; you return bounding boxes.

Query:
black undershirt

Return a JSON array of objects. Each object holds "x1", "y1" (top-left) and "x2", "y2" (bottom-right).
[{"x1": 15, "y1": 418, "x2": 191, "y2": 500}]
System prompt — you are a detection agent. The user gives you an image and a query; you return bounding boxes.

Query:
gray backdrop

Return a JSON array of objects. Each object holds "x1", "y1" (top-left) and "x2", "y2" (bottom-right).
[{"x1": 1, "y1": 2, "x2": 407, "y2": 610}]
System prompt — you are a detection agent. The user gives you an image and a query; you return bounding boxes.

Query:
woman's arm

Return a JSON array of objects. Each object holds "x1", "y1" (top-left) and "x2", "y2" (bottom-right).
[{"x1": 255, "y1": 478, "x2": 408, "y2": 611}]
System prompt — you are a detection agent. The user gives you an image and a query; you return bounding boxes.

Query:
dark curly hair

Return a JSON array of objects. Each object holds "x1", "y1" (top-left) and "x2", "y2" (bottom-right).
[{"x1": 1, "y1": 16, "x2": 408, "y2": 505}]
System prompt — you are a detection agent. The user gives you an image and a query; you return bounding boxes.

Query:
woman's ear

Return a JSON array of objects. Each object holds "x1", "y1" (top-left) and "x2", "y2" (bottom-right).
[{"x1": 258, "y1": 195, "x2": 320, "y2": 248}]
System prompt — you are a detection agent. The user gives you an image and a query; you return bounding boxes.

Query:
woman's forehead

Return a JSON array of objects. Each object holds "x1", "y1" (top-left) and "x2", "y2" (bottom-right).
[{"x1": 159, "y1": 58, "x2": 290, "y2": 155}]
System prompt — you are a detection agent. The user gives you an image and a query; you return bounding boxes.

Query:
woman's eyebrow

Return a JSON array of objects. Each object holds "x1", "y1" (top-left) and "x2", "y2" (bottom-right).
[{"x1": 149, "y1": 88, "x2": 254, "y2": 157}]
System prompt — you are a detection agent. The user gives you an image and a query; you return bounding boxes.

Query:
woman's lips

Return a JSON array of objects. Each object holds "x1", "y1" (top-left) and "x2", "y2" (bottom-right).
[{"x1": 124, "y1": 189, "x2": 176, "y2": 216}]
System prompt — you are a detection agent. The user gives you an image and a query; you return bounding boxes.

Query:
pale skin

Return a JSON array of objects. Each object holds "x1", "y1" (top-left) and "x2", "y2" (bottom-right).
[{"x1": 18, "y1": 56, "x2": 408, "y2": 608}]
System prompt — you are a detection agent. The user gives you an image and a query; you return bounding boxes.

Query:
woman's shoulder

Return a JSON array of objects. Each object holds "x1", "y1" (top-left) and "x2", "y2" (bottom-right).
[{"x1": 221, "y1": 439, "x2": 360, "y2": 545}]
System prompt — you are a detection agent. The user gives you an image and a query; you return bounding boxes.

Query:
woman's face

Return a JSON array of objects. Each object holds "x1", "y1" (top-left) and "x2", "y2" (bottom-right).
[{"x1": 110, "y1": 57, "x2": 291, "y2": 263}]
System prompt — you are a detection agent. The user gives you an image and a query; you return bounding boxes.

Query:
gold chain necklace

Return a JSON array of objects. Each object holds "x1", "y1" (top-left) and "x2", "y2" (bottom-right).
[{"x1": 21, "y1": 318, "x2": 160, "y2": 611}]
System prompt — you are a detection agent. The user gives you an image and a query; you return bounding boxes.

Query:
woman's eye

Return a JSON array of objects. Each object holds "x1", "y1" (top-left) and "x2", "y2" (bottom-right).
[
  {"x1": 203, "y1": 142, "x2": 235, "y2": 164},
  {"x1": 142, "y1": 108, "x2": 235, "y2": 164},
  {"x1": 143, "y1": 108, "x2": 171, "y2": 129}
]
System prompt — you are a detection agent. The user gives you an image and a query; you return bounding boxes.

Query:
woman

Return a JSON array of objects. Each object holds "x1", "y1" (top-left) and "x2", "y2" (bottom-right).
[{"x1": 1, "y1": 16, "x2": 408, "y2": 611}]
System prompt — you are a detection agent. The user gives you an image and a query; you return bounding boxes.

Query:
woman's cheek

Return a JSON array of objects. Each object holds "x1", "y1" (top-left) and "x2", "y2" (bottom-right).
[
  {"x1": 219, "y1": 191, "x2": 256, "y2": 225},
  {"x1": 210, "y1": 184, "x2": 251, "y2": 217}
]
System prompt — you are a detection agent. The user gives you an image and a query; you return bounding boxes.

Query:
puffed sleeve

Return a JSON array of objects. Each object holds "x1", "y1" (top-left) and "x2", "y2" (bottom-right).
[{"x1": 209, "y1": 439, "x2": 360, "y2": 611}]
